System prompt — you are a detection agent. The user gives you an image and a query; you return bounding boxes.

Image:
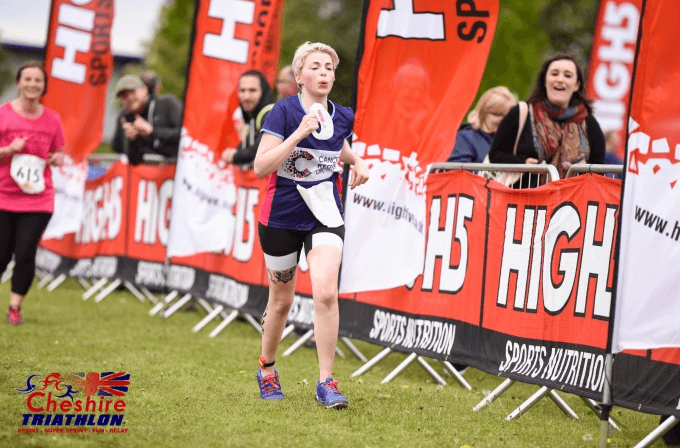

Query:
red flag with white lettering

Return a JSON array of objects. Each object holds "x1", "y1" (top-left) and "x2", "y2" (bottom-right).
[
  {"x1": 340, "y1": 0, "x2": 499, "y2": 293},
  {"x1": 43, "y1": 0, "x2": 114, "y2": 162},
  {"x1": 613, "y1": 0, "x2": 680, "y2": 352},
  {"x1": 40, "y1": 0, "x2": 114, "y2": 239},
  {"x1": 167, "y1": 0, "x2": 285, "y2": 257},
  {"x1": 586, "y1": 0, "x2": 642, "y2": 160}
]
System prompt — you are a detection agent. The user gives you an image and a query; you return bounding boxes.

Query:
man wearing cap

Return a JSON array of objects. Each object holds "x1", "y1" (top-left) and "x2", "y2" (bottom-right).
[{"x1": 111, "y1": 74, "x2": 182, "y2": 165}]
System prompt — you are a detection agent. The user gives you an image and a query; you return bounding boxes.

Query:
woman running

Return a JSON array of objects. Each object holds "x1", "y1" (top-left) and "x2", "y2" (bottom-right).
[
  {"x1": 253, "y1": 42, "x2": 369, "y2": 408},
  {"x1": 0, "y1": 61, "x2": 65, "y2": 325}
]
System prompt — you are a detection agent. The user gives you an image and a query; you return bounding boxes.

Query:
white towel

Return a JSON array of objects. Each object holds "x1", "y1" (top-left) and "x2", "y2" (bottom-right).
[{"x1": 296, "y1": 182, "x2": 343, "y2": 228}]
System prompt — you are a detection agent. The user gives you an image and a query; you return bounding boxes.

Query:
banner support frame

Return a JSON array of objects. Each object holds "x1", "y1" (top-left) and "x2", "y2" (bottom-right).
[
  {"x1": 193, "y1": 305, "x2": 225, "y2": 333},
  {"x1": 632, "y1": 416, "x2": 679, "y2": 448},
  {"x1": 83, "y1": 278, "x2": 109, "y2": 300},
  {"x1": 94, "y1": 278, "x2": 122, "y2": 302}
]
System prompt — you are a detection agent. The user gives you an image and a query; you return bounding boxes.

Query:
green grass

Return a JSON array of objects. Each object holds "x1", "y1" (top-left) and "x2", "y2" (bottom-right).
[
  {"x1": 93, "y1": 143, "x2": 114, "y2": 155},
  {"x1": 0, "y1": 279, "x2": 667, "y2": 448}
]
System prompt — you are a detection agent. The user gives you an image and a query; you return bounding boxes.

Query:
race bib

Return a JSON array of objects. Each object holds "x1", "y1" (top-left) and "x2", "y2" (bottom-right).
[{"x1": 10, "y1": 154, "x2": 47, "y2": 194}]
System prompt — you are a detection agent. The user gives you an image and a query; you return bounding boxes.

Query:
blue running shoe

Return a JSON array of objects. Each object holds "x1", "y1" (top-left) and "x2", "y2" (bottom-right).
[
  {"x1": 257, "y1": 369, "x2": 284, "y2": 400},
  {"x1": 316, "y1": 377, "x2": 348, "y2": 409}
]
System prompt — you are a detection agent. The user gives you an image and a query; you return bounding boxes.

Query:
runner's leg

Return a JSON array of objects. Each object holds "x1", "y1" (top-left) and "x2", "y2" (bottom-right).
[{"x1": 306, "y1": 231, "x2": 342, "y2": 382}]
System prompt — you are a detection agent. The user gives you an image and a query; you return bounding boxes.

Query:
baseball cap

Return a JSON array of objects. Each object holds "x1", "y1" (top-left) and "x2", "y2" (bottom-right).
[{"x1": 115, "y1": 75, "x2": 144, "y2": 97}]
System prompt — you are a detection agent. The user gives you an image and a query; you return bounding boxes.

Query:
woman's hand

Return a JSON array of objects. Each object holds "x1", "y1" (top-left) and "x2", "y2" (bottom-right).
[
  {"x1": 294, "y1": 113, "x2": 319, "y2": 140},
  {"x1": 0, "y1": 137, "x2": 27, "y2": 158},
  {"x1": 47, "y1": 151, "x2": 64, "y2": 166},
  {"x1": 562, "y1": 154, "x2": 586, "y2": 172},
  {"x1": 525, "y1": 158, "x2": 539, "y2": 165},
  {"x1": 349, "y1": 157, "x2": 369, "y2": 189},
  {"x1": 7, "y1": 136, "x2": 27, "y2": 154}
]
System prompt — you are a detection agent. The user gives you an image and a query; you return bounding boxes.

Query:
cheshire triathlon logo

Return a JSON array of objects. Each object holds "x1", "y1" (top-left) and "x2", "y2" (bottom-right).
[{"x1": 15, "y1": 372, "x2": 130, "y2": 434}]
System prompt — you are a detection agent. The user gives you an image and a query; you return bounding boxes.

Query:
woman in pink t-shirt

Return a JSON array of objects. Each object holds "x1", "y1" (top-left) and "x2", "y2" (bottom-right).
[{"x1": 0, "y1": 61, "x2": 65, "y2": 326}]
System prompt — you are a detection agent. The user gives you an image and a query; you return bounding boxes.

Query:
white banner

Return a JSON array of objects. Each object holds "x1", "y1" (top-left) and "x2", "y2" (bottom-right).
[
  {"x1": 340, "y1": 146, "x2": 426, "y2": 292},
  {"x1": 166, "y1": 128, "x2": 236, "y2": 257},
  {"x1": 613, "y1": 118, "x2": 680, "y2": 352},
  {"x1": 612, "y1": 0, "x2": 680, "y2": 352},
  {"x1": 43, "y1": 156, "x2": 88, "y2": 239}
]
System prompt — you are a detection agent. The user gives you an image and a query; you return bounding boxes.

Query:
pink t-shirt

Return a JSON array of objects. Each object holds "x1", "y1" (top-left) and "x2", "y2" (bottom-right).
[{"x1": 0, "y1": 102, "x2": 65, "y2": 213}]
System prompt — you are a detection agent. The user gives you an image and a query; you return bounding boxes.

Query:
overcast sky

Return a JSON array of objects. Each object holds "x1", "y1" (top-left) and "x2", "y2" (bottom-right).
[{"x1": 0, "y1": 0, "x2": 167, "y2": 57}]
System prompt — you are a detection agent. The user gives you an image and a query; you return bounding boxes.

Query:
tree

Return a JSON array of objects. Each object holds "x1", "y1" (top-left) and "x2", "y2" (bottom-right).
[
  {"x1": 143, "y1": 0, "x2": 195, "y2": 100},
  {"x1": 477, "y1": 0, "x2": 599, "y2": 104},
  {"x1": 279, "y1": 0, "x2": 361, "y2": 106},
  {"x1": 0, "y1": 39, "x2": 13, "y2": 94}
]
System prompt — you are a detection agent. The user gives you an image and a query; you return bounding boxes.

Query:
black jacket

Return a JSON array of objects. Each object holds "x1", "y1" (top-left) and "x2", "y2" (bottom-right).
[
  {"x1": 111, "y1": 94, "x2": 183, "y2": 165},
  {"x1": 232, "y1": 71, "x2": 275, "y2": 166},
  {"x1": 488, "y1": 104, "x2": 606, "y2": 165},
  {"x1": 488, "y1": 104, "x2": 605, "y2": 187}
]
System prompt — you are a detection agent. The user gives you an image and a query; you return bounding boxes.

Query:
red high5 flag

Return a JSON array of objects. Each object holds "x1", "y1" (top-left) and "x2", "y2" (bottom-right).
[{"x1": 43, "y1": 0, "x2": 115, "y2": 162}]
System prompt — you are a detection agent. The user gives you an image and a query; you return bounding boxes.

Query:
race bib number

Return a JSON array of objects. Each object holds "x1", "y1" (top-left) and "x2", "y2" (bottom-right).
[{"x1": 10, "y1": 154, "x2": 46, "y2": 194}]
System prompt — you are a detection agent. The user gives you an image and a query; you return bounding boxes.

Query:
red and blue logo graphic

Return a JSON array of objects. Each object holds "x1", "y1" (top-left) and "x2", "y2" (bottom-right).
[
  {"x1": 15, "y1": 372, "x2": 130, "y2": 433},
  {"x1": 16, "y1": 372, "x2": 130, "y2": 397}
]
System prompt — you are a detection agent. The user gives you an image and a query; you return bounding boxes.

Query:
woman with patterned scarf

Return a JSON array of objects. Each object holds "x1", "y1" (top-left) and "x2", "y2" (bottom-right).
[{"x1": 488, "y1": 54, "x2": 605, "y2": 185}]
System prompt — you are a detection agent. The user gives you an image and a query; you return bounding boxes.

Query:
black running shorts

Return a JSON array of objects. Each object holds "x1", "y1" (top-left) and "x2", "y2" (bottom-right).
[{"x1": 258, "y1": 222, "x2": 345, "y2": 271}]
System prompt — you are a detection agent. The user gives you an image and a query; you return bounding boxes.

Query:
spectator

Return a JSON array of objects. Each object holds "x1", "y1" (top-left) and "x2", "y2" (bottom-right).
[
  {"x1": 448, "y1": 86, "x2": 516, "y2": 163},
  {"x1": 275, "y1": 65, "x2": 299, "y2": 100},
  {"x1": 0, "y1": 61, "x2": 65, "y2": 326},
  {"x1": 111, "y1": 74, "x2": 182, "y2": 166},
  {"x1": 488, "y1": 54, "x2": 605, "y2": 184},
  {"x1": 603, "y1": 130, "x2": 623, "y2": 179},
  {"x1": 221, "y1": 70, "x2": 275, "y2": 168}
]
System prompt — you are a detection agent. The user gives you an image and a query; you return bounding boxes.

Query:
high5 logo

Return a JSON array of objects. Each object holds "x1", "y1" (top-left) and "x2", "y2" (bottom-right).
[{"x1": 377, "y1": 0, "x2": 492, "y2": 43}]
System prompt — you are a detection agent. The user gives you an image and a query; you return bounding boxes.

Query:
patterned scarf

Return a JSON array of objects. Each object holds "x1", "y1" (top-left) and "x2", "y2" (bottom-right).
[{"x1": 530, "y1": 100, "x2": 590, "y2": 178}]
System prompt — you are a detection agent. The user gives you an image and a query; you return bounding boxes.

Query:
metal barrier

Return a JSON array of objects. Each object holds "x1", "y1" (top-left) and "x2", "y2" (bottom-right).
[
  {"x1": 429, "y1": 162, "x2": 560, "y2": 188},
  {"x1": 566, "y1": 164, "x2": 623, "y2": 179}
]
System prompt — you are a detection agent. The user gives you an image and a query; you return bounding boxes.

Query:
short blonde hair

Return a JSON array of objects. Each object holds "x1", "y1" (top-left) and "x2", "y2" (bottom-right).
[
  {"x1": 468, "y1": 86, "x2": 516, "y2": 130},
  {"x1": 292, "y1": 42, "x2": 340, "y2": 88}
]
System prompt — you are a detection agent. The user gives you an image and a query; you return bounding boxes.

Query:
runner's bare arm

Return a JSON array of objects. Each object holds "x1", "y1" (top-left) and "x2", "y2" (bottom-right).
[
  {"x1": 0, "y1": 137, "x2": 27, "y2": 158},
  {"x1": 254, "y1": 113, "x2": 318, "y2": 178},
  {"x1": 340, "y1": 140, "x2": 369, "y2": 189}
]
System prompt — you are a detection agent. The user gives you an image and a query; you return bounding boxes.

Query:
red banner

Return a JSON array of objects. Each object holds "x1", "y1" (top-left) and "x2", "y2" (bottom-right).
[
  {"x1": 169, "y1": 168, "x2": 319, "y2": 321},
  {"x1": 184, "y1": 0, "x2": 284, "y2": 154},
  {"x1": 37, "y1": 161, "x2": 318, "y2": 325},
  {"x1": 171, "y1": 169, "x2": 269, "y2": 304},
  {"x1": 353, "y1": 0, "x2": 499, "y2": 161},
  {"x1": 40, "y1": 161, "x2": 128, "y2": 261},
  {"x1": 167, "y1": 0, "x2": 285, "y2": 259},
  {"x1": 42, "y1": 0, "x2": 114, "y2": 162},
  {"x1": 626, "y1": 0, "x2": 680, "y2": 169},
  {"x1": 586, "y1": 0, "x2": 641, "y2": 160},
  {"x1": 340, "y1": 172, "x2": 620, "y2": 400},
  {"x1": 39, "y1": 162, "x2": 176, "y2": 283},
  {"x1": 341, "y1": 0, "x2": 499, "y2": 293}
]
